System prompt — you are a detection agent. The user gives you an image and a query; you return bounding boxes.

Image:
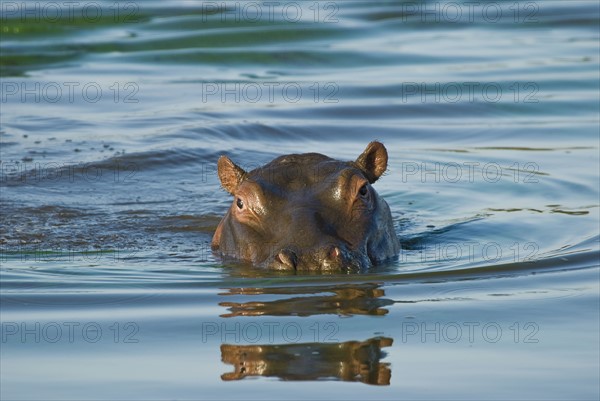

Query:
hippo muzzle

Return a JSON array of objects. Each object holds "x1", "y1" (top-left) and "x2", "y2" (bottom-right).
[{"x1": 211, "y1": 141, "x2": 400, "y2": 272}]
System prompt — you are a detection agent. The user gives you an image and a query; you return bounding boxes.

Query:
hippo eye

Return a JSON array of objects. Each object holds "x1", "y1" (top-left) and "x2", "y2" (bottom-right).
[
  {"x1": 236, "y1": 198, "x2": 244, "y2": 209},
  {"x1": 358, "y1": 184, "x2": 369, "y2": 198}
]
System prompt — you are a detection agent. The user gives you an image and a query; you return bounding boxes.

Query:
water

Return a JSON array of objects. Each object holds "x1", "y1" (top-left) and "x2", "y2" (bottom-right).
[{"x1": 1, "y1": 0, "x2": 599, "y2": 399}]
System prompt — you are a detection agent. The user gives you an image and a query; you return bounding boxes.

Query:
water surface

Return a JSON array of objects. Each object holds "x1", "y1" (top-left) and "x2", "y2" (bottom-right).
[{"x1": 1, "y1": 1, "x2": 599, "y2": 399}]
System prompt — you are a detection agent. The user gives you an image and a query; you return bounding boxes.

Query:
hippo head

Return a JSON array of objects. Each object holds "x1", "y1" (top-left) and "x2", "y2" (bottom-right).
[{"x1": 211, "y1": 141, "x2": 400, "y2": 272}]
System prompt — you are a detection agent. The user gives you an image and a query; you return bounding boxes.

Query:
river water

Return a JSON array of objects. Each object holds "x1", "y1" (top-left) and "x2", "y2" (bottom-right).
[{"x1": 1, "y1": 1, "x2": 599, "y2": 399}]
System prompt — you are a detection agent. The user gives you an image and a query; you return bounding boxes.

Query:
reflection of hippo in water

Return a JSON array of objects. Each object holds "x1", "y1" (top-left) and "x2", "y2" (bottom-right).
[
  {"x1": 221, "y1": 337, "x2": 393, "y2": 385},
  {"x1": 219, "y1": 283, "x2": 394, "y2": 317},
  {"x1": 212, "y1": 142, "x2": 400, "y2": 271}
]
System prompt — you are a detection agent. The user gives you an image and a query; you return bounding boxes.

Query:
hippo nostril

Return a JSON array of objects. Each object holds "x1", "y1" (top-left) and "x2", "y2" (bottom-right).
[
  {"x1": 277, "y1": 249, "x2": 297, "y2": 270},
  {"x1": 328, "y1": 246, "x2": 341, "y2": 260}
]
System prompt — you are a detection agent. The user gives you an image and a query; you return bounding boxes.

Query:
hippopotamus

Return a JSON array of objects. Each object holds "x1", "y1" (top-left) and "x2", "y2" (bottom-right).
[{"x1": 211, "y1": 141, "x2": 400, "y2": 272}]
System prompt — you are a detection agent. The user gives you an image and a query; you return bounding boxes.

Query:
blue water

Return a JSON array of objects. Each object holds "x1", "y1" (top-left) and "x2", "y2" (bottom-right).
[{"x1": 1, "y1": 1, "x2": 599, "y2": 399}]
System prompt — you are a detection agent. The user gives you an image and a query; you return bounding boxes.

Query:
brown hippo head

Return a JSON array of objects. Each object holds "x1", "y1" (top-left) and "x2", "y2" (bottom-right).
[{"x1": 211, "y1": 141, "x2": 400, "y2": 272}]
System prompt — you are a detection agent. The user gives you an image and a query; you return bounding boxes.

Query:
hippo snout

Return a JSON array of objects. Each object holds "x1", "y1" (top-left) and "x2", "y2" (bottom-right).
[
  {"x1": 211, "y1": 141, "x2": 401, "y2": 272},
  {"x1": 270, "y1": 244, "x2": 363, "y2": 272}
]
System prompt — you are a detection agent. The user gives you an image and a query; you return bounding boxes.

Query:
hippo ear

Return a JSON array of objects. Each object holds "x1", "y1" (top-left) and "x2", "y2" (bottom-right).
[
  {"x1": 355, "y1": 141, "x2": 388, "y2": 183},
  {"x1": 217, "y1": 155, "x2": 246, "y2": 195}
]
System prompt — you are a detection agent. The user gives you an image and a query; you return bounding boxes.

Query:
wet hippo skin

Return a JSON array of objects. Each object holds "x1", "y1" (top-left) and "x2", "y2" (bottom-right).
[{"x1": 211, "y1": 141, "x2": 400, "y2": 271}]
